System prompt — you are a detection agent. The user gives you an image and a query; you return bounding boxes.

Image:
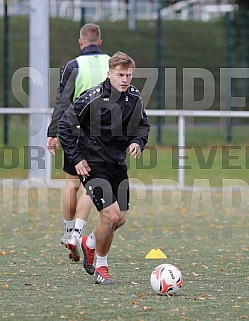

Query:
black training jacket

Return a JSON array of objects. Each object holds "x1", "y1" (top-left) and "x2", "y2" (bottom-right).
[{"x1": 58, "y1": 78, "x2": 150, "y2": 166}]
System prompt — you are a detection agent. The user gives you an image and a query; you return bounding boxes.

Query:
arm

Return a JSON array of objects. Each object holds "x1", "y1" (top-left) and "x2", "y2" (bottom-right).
[
  {"x1": 128, "y1": 97, "x2": 150, "y2": 156},
  {"x1": 128, "y1": 142, "x2": 142, "y2": 159},
  {"x1": 47, "y1": 60, "x2": 78, "y2": 138},
  {"x1": 75, "y1": 159, "x2": 91, "y2": 177},
  {"x1": 47, "y1": 137, "x2": 60, "y2": 156},
  {"x1": 59, "y1": 85, "x2": 102, "y2": 173},
  {"x1": 58, "y1": 92, "x2": 91, "y2": 167},
  {"x1": 58, "y1": 103, "x2": 83, "y2": 167}
]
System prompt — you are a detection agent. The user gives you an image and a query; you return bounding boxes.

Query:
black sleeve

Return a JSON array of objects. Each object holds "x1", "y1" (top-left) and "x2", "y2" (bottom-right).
[
  {"x1": 47, "y1": 60, "x2": 78, "y2": 137},
  {"x1": 129, "y1": 97, "x2": 150, "y2": 150},
  {"x1": 58, "y1": 96, "x2": 88, "y2": 166}
]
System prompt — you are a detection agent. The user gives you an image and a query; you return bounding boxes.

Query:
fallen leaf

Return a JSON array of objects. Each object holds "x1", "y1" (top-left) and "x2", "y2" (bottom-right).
[
  {"x1": 143, "y1": 306, "x2": 152, "y2": 311},
  {"x1": 2, "y1": 284, "x2": 9, "y2": 288},
  {"x1": 241, "y1": 246, "x2": 249, "y2": 251}
]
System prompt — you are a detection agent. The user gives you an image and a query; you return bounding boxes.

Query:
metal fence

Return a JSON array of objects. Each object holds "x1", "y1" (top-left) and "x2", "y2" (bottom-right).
[
  {"x1": 1, "y1": 107, "x2": 249, "y2": 189},
  {"x1": 0, "y1": 0, "x2": 235, "y2": 21}
]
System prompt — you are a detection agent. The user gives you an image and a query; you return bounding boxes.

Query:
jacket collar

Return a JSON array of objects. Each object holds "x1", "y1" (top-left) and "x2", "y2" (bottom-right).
[
  {"x1": 80, "y1": 44, "x2": 102, "y2": 55},
  {"x1": 103, "y1": 78, "x2": 127, "y2": 101}
]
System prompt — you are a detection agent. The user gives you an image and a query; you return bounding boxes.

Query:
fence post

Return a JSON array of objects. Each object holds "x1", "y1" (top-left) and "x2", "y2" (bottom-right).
[
  {"x1": 128, "y1": 0, "x2": 136, "y2": 31},
  {"x1": 29, "y1": 0, "x2": 50, "y2": 184},
  {"x1": 80, "y1": 7, "x2": 85, "y2": 27},
  {"x1": 156, "y1": 7, "x2": 163, "y2": 145},
  {"x1": 178, "y1": 113, "x2": 185, "y2": 189},
  {"x1": 3, "y1": 0, "x2": 9, "y2": 145},
  {"x1": 225, "y1": 12, "x2": 233, "y2": 144}
]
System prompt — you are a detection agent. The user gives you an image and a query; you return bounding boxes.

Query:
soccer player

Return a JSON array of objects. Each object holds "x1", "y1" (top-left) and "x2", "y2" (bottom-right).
[
  {"x1": 58, "y1": 51, "x2": 150, "y2": 284},
  {"x1": 47, "y1": 23, "x2": 110, "y2": 262}
]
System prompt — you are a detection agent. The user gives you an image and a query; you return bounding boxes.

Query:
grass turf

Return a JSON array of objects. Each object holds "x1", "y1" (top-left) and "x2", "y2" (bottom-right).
[{"x1": 0, "y1": 188, "x2": 248, "y2": 321}]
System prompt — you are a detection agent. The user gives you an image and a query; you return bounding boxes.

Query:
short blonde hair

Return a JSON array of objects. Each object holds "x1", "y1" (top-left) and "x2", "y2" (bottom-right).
[
  {"x1": 80, "y1": 23, "x2": 101, "y2": 43},
  {"x1": 109, "y1": 51, "x2": 135, "y2": 70}
]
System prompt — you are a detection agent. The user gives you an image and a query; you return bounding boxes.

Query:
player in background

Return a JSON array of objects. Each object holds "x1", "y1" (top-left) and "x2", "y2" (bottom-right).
[
  {"x1": 59, "y1": 51, "x2": 150, "y2": 284},
  {"x1": 47, "y1": 23, "x2": 110, "y2": 262}
]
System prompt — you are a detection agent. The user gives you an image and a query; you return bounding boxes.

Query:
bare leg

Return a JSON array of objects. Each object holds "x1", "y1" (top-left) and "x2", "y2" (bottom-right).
[
  {"x1": 63, "y1": 174, "x2": 80, "y2": 221},
  {"x1": 74, "y1": 184, "x2": 93, "y2": 222},
  {"x1": 95, "y1": 202, "x2": 121, "y2": 257},
  {"x1": 88, "y1": 209, "x2": 127, "y2": 250},
  {"x1": 93, "y1": 204, "x2": 127, "y2": 284},
  {"x1": 64, "y1": 177, "x2": 92, "y2": 262},
  {"x1": 81, "y1": 204, "x2": 127, "y2": 276},
  {"x1": 115, "y1": 210, "x2": 127, "y2": 230},
  {"x1": 69, "y1": 184, "x2": 93, "y2": 244}
]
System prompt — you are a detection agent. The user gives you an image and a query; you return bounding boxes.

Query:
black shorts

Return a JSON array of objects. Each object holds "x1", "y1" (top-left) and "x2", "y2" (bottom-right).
[
  {"x1": 63, "y1": 154, "x2": 77, "y2": 176},
  {"x1": 80, "y1": 164, "x2": 130, "y2": 211}
]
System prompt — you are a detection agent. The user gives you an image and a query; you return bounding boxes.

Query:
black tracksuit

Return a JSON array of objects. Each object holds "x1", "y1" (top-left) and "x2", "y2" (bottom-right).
[{"x1": 58, "y1": 78, "x2": 150, "y2": 168}]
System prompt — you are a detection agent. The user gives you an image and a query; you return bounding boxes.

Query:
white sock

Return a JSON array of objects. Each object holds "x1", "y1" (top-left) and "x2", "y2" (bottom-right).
[
  {"x1": 63, "y1": 219, "x2": 74, "y2": 237},
  {"x1": 95, "y1": 254, "x2": 108, "y2": 268},
  {"x1": 72, "y1": 219, "x2": 87, "y2": 239},
  {"x1": 86, "y1": 231, "x2": 96, "y2": 249}
]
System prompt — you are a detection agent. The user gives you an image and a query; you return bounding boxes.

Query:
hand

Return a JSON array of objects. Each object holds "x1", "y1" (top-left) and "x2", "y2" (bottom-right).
[
  {"x1": 128, "y1": 143, "x2": 141, "y2": 159},
  {"x1": 75, "y1": 159, "x2": 91, "y2": 177},
  {"x1": 47, "y1": 137, "x2": 60, "y2": 156}
]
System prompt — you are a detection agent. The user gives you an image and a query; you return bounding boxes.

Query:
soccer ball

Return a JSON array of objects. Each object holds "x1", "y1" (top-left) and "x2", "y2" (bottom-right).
[{"x1": 150, "y1": 263, "x2": 183, "y2": 296}]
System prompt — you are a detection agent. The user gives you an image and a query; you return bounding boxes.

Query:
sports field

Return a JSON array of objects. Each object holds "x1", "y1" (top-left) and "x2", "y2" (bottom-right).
[
  {"x1": 1, "y1": 12, "x2": 248, "y2": 320},
  {"x1": 1, "y1": 187, "x2": 248, "y2": 321}
]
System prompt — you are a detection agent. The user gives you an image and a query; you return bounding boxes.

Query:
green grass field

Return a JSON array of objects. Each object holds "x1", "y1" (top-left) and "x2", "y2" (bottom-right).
[
  {"x1": 0, "y1": 15, "x2": 248, "y2": 320},
  {"x1": 0, "y1": 187, "x2": 249, "y2": 321}
]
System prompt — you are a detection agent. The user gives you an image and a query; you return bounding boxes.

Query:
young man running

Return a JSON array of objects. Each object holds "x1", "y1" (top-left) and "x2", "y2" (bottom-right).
[{"x1": 58, "y1": 51, "x2": 150, "y2": 284}]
